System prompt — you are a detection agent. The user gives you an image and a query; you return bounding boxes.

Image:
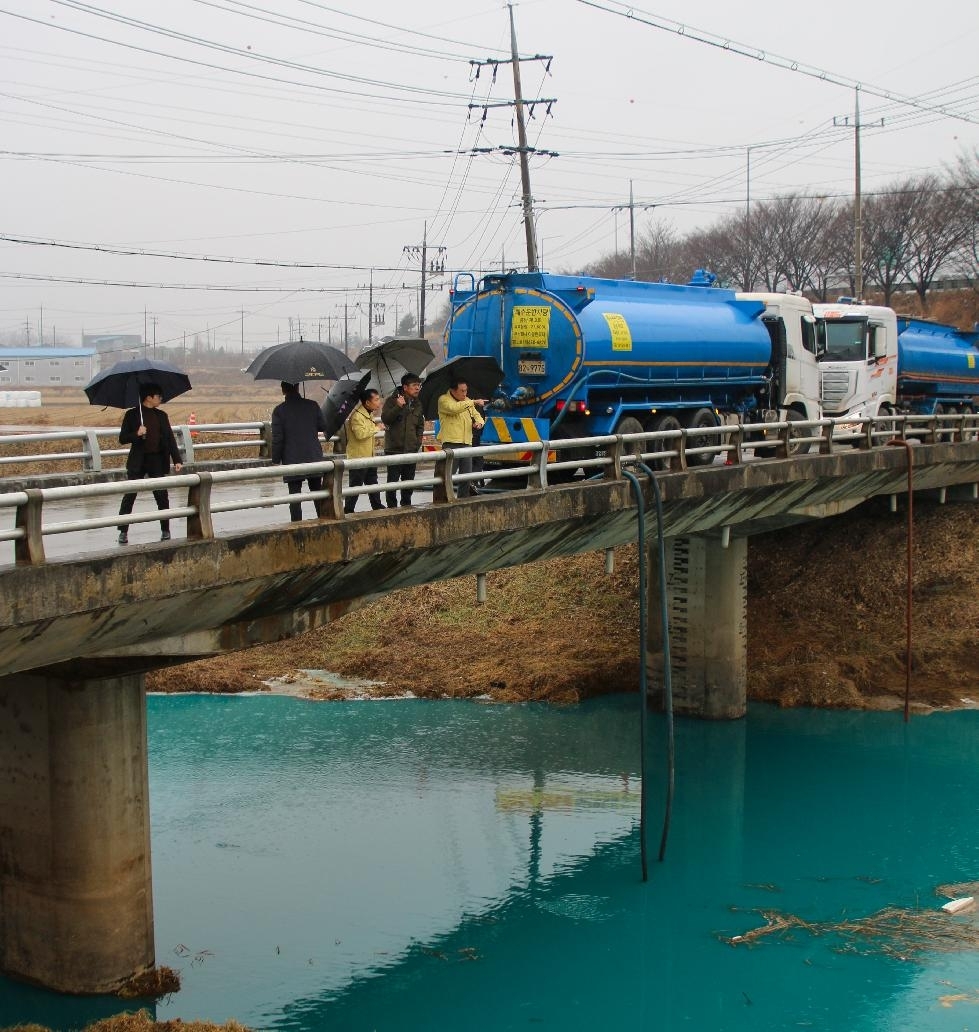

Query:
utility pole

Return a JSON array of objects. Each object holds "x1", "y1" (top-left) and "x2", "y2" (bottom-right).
[
  {"x1": 151, "y1": 316, "x2": 157, "y2": 358},
  {"x1": 509, "y1": 4, "x2": 537, "y2": 272},
  {"x1": 611, "y1": 184, "x2": 653, "y2": 281},
  {"x1": 143, "y1": 308, "x2": 147, "y2": 355},
  {"x1": 745, "y1": 146, "x2": 752, "y2": 291},
  {"x1": 404, "y1": 222, "x2": 445, "y2": 337},
  {"x1": 241, "y1": 310, "x2": 244, "y2": 354},
  {"x1": 469, "y1": 7, "x2": 555, "y2": 272},
  {"x1": 39, "y1": 305, "x2": 43, "y2": 347},
  {"x1": 835, "y1": 87, "x2": 883, "y2": 299},
  {"x1": 628, "y1": 180, "x2": 636, "y2": 280}
]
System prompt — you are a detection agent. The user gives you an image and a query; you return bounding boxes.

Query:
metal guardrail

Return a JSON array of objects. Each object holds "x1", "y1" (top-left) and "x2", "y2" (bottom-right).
[
  {"x1": 0, "y1": 412, "x2": 977, "y2": 566},
  {"x1": 0, "y1": 421, "x2": 271, "y2": 472}
]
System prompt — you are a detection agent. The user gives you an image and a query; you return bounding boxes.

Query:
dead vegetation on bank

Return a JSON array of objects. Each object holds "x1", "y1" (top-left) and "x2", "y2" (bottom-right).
[
  {"x1": 1, "y1": 1015, "x2": 249, "y2": 1032},
  {"x1": 149, "y1": 497, "x2": 978, "y2": 711}
]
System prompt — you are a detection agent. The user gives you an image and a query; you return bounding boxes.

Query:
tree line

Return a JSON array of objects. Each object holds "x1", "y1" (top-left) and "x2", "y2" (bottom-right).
[{"x1": 582, "y1": 150, "x2": 978, "y2": 312}]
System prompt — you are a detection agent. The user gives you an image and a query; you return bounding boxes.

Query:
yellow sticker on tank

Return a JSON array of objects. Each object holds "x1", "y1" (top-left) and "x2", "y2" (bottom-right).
[
  {"x1": 603, "y1": 312, "x2": 632, "y2": 351},
  {"x1": 511, "y1": 306, "x2": 551, "y2": 348},
  {"x1": 969, "y1": 354, "x2": 976, "y2": 369}
]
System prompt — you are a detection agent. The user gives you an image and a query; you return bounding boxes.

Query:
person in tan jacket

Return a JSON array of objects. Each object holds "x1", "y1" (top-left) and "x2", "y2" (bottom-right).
[
  {"x1": 344, "y1": 388, "x2": 385, "y2": 512},
  {"x1": 436, "y1": 377, "x2": 486, "y2": 497}
]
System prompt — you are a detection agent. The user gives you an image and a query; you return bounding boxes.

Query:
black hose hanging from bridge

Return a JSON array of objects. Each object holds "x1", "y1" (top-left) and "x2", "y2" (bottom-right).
[
  {"x1": 886, "y1": 438, "x2": 915, "y2": 722},
  {"x1": 638, "y1": 461, "x2": 675, "y2": 863},
  {"x1": 620, "y1": 467, "x2": 650, "y2": 882}
]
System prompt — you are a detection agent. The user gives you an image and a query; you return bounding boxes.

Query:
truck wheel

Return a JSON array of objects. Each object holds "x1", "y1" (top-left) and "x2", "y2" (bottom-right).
[
  {"x1": 615, "y1": 416, "x2": 646, "y2": 471},
  {"x1": 784, "y1": 409, "x2": 811, "y2": 456},
  {"x1": 873, "y1": 404, "x2": 895, "y2": 445},
  {"x1": 683, "y1": 408, "x2": 720, "y2": 466},
  {"x1": 962, "y1": 405, "x2": 977, "y2": 442},
  {"x1": 647, "y1": 413, "x2": 682, "y2": 470}
]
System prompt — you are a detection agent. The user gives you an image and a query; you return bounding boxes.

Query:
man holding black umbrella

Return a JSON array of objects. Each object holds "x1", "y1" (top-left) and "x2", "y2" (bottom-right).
[
  {"x1": 117, "y1": 382, "x2": 183, "y2": 544},
  {"x1": 381, "y1": 372, "x2": 425, "y2": 508},
  {"x1": 272, "y1": 381, "x2": 329, "y2": 522}
]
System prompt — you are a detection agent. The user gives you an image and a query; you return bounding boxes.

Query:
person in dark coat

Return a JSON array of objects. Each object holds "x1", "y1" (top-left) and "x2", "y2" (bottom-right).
[
  {"x1": 381, "y1": 372, "x2": 426, "y2": 507},
  {"x1": 271, "y1": 380, "x2": 329, "y2": 522},
  {"x1": 117, "y1": 382, "x2": 183, "y2": 544}
]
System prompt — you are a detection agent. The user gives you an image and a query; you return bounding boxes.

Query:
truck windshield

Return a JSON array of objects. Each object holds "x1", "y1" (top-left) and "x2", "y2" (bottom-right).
[{"x1": 817, "y1": 319, "x2": 867, "y2": 362}]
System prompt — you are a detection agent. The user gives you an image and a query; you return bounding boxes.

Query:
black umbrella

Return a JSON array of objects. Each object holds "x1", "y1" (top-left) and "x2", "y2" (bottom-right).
[
  {"x1": 246, "y1": 338, "x2": 357, "y2": 384},
  {"x1": 418, "y1": 356, "x2": 504, "y2": 420},
  {"x1": 355, "y1": 337, "x2": 436, "y2": 396},
  {"x1": 84, "y1": 357, "x2": 192, "y2": 411},
  {"x1": 321, "y1": 372, "x2": 371, "y2": 440}
]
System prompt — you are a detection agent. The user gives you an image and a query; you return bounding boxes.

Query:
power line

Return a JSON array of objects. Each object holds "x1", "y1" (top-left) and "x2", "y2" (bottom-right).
[
  {"x1": 0, "y1": 5, "x2": 469, "y2": 107},
  {"x1": 0, "y1": 233, "x2": 407, "y2": 269},
  {"x1": 0, "y1": 272, "x2": 385, "y2": 291},
  {"x1": 577, "y1": 0, "x2": 979, "y2": 126}
]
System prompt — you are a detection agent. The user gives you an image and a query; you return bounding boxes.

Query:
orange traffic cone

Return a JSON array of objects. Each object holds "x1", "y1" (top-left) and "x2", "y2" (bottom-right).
[{"x1": 189, "y1": 411, "x2": 198, "y2": 438}]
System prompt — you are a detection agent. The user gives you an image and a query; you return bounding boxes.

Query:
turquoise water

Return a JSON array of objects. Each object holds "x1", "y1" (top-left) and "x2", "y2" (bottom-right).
[{"x1": 3, "y1": 695, "x2": 979, "y2": 1030}]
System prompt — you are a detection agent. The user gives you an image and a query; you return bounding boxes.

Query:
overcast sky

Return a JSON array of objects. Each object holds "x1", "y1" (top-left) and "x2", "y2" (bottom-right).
[{"x1": 1, "y1": 0, "x2": 976, "y2": 353}]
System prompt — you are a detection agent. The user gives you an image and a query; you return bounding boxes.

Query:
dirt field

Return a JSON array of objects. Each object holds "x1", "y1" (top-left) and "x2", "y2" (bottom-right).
[{"x1": 5, "y1": 387, "x2": 977, "y2": 712}]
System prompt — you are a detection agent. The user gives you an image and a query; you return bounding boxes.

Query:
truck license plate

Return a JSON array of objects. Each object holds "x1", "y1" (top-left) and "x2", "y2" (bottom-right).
[{"x1": 517, "y1": 358, "x2": 546, "y2": 376}]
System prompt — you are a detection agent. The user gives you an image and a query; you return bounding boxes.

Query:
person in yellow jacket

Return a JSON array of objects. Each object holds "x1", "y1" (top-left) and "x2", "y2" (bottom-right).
[
  {"x1": 344, "y1": 388, "x2": 385, "y2": 512},
  {"x1": 436, "y1": 377, "x2": 487, "y2": 497}
]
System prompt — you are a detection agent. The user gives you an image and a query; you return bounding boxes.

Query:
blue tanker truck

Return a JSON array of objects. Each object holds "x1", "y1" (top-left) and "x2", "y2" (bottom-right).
[
  {"x1": 814, "y1": 302, "x2": 979, "y2": 422},
  {"x1": 443, "y1": 270, "x2": 824, "y2": 466}
]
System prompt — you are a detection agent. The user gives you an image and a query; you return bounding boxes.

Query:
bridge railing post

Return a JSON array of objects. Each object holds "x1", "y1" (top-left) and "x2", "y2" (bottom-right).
[
  {"x1": 675, "y1": 429, "x2": 690, "y2": 471},
  {"x1": 606, "y1": 436, "x2": 624, "y2": 480},
  {"x1": 186, "y1": 472, "x2": 213, "y2": 540},
  {"x1": 725, "y1": 425, "x2": 743, "y2": 466},
  {"x1": 258, "y1": 422, "x2": 272, "y2": 460},
  {"x1": 819, "y1": 419, "x2": 835, "y2": 455},
  {"x1": 80, "y1": 429, "x2": 103, "y2": 472},
  {"x1": 529, "y1": 442, "x2": 547, "y2": 491},
  {"x1": 173, "y1": 425, "x2": 195, "y2": 465},
  {"x1": 857, "y1": 419, "x2": 874, "y2": 451},
  {"x1": 328, "y1": 461, "x2": 346, "y2": 519},
  {"x1": 434, "y1": 449, "x2": 455, "y2": 503},
  {"x1": 15, "y1": 489, "x2": 45, "y2": 565}
]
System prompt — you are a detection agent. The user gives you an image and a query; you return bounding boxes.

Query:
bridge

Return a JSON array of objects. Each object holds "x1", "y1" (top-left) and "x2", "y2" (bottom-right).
[{"x1": 1, "y1": 414, "x2": 977, "y2": 996}]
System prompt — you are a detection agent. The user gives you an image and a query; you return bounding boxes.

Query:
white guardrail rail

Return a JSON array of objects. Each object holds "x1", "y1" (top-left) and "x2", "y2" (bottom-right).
[{"x1": 0, "y1": 412, "x2": 976, "y2": 566}]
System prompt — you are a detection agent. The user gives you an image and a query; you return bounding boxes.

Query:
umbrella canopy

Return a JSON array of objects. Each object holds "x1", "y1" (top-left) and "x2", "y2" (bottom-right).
[
  {"x1": 354, "y1": 337, "x2": 436, "y2": 396},
  {"x1": 418, "y1": 356, "x2": 504, "y2": 420},
  {"x1": 84, "y1": 357, "x2": 192, "y2": 409},
  {"x1": 246, "y1": 338, "x2": 357, "y2": 384},
  {"x1": 321, "y1": 371, "x2": 371, "y2": 440}
]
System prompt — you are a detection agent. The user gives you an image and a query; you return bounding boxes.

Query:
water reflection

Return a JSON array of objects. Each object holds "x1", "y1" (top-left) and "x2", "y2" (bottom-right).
[{"x1": 3, "y1": 697, "x2": 979, "y2": 1031}]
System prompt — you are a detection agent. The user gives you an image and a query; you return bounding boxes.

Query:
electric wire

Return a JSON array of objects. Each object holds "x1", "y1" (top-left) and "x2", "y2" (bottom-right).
[{"x1": 577, "y1": 0, "x2": 979, "y2": 126}]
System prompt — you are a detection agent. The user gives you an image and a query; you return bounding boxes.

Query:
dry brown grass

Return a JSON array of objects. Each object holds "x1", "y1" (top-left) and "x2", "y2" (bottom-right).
[
  {"x1": 0, "y1": 1015, "x2": 250, "y2": 1032},
  {"x1": 150, "y1": 498, "x2": 979, "y2": 711}
]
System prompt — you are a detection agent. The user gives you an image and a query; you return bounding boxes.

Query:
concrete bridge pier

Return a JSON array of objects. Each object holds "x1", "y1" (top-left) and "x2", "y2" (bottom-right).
[
  {"x1": 0, "y1": 671, "x2": 154, "y2": 994},
  {"x1": 647, "y1": 535, "x2": 748, "y2": 720}
]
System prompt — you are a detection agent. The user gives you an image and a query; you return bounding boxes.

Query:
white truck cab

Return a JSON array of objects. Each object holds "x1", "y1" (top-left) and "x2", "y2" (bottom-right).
[
  {"x1": 813, "y1": 301, "x2": 898, "y2": 422},
  {"x1": 737, "y1": 292, "x2": 824, "y2": 424}
]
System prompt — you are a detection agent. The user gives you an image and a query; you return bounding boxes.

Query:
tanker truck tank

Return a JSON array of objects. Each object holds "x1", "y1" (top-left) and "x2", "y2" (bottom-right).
[
  {"x1": 444, "y1": 272, "x2": 789, "y2": 464},
  {"x1": 895, "y1": 317, "x2": 979, "y2": 414}
]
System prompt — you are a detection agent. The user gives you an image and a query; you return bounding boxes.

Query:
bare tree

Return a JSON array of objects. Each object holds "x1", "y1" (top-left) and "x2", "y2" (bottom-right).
[
  {"x1": 900, "y1": 175, "x2": 972, "y2": 311},
  {"x1": 862, "y1": 186, "x2": 915, "y2": 305}
]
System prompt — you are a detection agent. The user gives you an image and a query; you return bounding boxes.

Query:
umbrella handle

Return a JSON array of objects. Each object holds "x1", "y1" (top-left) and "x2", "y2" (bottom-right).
[{"x1": 139, "y1": 398, "x2": 144, "y2": 426}]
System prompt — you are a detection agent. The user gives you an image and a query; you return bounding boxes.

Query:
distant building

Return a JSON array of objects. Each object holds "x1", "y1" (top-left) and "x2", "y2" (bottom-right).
[{"x1": 0, "y1": 348, "x2": 99, "y2": 388}]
